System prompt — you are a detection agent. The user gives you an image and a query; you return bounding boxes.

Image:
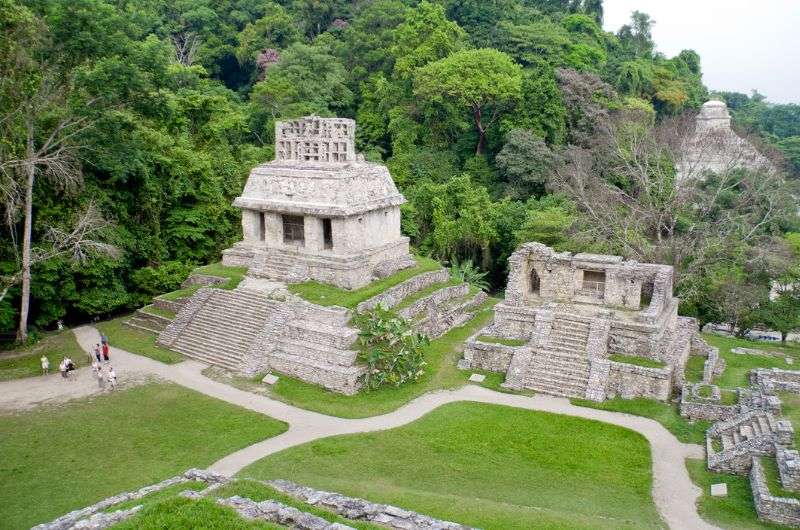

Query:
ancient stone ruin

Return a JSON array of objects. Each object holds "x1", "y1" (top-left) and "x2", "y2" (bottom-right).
[
  {"x1": 222, "y1": 115, "x2": 414, "y2": 289},
  {"x1": 677, "y1": 100, "x2": 774, "y2": 181},
  {"x1": 461, "y1": 242, "x2": 699, "y2": 401},
  {"x1": 157, "y1": 116, "x2": 485, "y2": 394}
]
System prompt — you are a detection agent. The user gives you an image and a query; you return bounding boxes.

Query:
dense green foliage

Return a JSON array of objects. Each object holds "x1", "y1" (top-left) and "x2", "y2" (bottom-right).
[
  {"x1": 1, "y1": 0, "x2": 797, "y2": 338},
  {"x1": 241, "y1": 402, "x2": 663, "y2": 529},
  {"x1": 0, "y1": 383, "x2": 287, "y2": 529}
]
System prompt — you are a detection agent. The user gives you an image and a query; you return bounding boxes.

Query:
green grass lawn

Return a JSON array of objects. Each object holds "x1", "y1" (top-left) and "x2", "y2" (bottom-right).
[
  {"x1": 96, "y1": 316, "x2": 183, "y2": 364},
  {"x1": 155, "y1": 262, "x2": 248, "y2": 302},
  {"x1": 139, "y1": 304, "x2": 176, "y2": 320},
  {"x1": 608, "y1": 354, "x2": 666, "y2": 369},
  {"x1": 779, "y1": 392, "x2": 800, "y2": 450},
  {"x1": 0, "y1": 383, "x2": 287, "y2": 529},
  {"x1": 240, "y1": 402, "x2": 663, "y2": 529},
  {"x1": 268, "y1": 298, "x2": 498, "y2": 418},
  {"x1": 686, "y1": 458, "x2": 787, "y2": 530},
  {"x1": 0, "y1": 330, "x2": 88, "y2": 381},
  {"x1": 685, "y1": 354, "x2": 706, "y2": 383},
  {"x1": 571, "y1": 397, "x2": 710, "y2": 444},
  {"x1": 113, "y1": 497, "x2": 283, "y2": 530},
  {"x1": 287, "y1": 256, "x2": 442, "y2": 308},
  {"x1": 703, "y1": 333, "x2": 800, "y2": 389},
  {"x1": 476, "y1": 335, "x2": 527, "y2": 347}
]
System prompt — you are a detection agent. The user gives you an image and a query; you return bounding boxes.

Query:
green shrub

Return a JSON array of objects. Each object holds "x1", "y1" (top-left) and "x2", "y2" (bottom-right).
[
  {"x1": 356, "y1": 309, "x2": 429, "y2": 390},
  {"x1": 131, "y1": 261, "x2": 193, "y2": 296},
  {"x1": 449, "y1": 258, "x2": 489, "y2": 291}
]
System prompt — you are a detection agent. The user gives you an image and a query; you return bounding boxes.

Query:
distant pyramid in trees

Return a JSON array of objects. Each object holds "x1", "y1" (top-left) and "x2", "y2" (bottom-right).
[{"x1": 677, "y1": 100, "x2": 775, "y2": 180}]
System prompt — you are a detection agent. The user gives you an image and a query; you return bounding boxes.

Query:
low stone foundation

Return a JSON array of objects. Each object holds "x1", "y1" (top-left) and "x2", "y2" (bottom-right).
[
  {"x1": 751, "y1": 457, "x2": 800, "y2": 527},
  {"x1": 356, "y1": 269, "x2": 449, "y2": 312},
  {"x1": 778, "y1": 445, "x2": 800, "y2": 492},
  {"x1": 680, "y1": 383, "x2": 740, "y2": 422},
  {"x1": 181, "y1": 273, "x2": 228, "y2": 289},
  {"x1": 266, "y1": 479, "x2": 474, "y2": 530},
  {"x1": 604, "y1": 361, "x2": 672, "y2": 400},
  {"x1": 218, "y1": 496, "x2": 353, "y2": 530}
]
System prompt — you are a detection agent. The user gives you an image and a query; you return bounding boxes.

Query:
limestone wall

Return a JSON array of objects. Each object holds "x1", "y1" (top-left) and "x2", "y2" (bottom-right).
[
  {"x1": 357, "y1": 269, "x2": 449, "y2": 312},
  {"x1": 751, "y1": 457, "x2": 800, "y2": 527},
  {"x1": 603, "y1": 362, "x2": 672, "y2": 400}
]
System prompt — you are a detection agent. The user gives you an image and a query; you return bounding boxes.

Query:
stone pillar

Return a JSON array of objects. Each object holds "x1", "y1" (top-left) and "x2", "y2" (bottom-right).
[
  {"x1": 241, "y1": 210, "x2": 261, "y2": 242},
  {"x1": 305, "y1": 216, "x2": 323, "y2": 252},
  {"x1": 264, "y1": 212, "x2": 282, "y2": 246}
]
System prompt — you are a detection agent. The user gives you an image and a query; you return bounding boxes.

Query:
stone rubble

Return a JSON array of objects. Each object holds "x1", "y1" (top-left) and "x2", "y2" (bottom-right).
[
  {"x1": 218, "y1": 495, "x2": 355, "y2": 530},
  {"x1": 266, "y1": 479, "x2": 476, "y2": 530}
]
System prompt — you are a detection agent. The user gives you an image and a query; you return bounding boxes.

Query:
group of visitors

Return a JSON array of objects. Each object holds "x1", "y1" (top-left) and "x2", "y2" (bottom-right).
[{"x1": 40, "y1": 333, "x2": 117, "y2": 390}]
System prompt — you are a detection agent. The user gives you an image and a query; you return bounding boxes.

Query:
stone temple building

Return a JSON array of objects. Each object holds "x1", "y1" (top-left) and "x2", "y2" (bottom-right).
[
  {"x1": 156, "y1": 116, "x2": 486, "y2": 394},
  {"x1": 222, "y1": 116, "x2": 414, "y2": 289},
  {"x1": 461, "y1": 242, "x2": 699, "y2": 401},
  {"x1": 677, "y1": 100, "x2": 774, "y2": 181}
]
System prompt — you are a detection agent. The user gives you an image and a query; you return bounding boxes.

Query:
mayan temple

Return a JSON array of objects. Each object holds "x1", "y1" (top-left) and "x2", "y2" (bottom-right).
[
  {"x1": 156, "y1": 116, "x2": 486, "y2": 394},
  {"x1": 221, "y1": 116, "x2": 415, "y2": 288},
  {"x1": 461, "y1": 242, "x2": 706, "y2": 401}
]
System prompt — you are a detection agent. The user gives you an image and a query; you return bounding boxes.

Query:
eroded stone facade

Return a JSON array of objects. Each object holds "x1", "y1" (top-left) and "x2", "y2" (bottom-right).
[
  {"x1": 222, "y1": 116, "x2": 413, "y2": 289},
  {"x1": 461, "y1": 242, "x2": 694, "y2": 401}
]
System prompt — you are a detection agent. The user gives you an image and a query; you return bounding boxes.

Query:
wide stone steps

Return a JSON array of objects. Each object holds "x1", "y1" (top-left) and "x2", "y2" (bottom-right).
[
  {"x1": 276, "y1": 337, "x2": 358, "y2": 367},
  {"x1": 525, "y1": 377, "x2": 587, "y2": 399},
  {"x1": 527, "y1": 368, "x2": 589, "y2": 387},
  {"x1": 267, "y1": 350, "x2": 365, "y2": 395},
  {"x1": 285, "y1": 319, "x2": 358, "y2": 350},
  {"x1": 168, "y1": 290, "x2": 275, "y2": 370}
]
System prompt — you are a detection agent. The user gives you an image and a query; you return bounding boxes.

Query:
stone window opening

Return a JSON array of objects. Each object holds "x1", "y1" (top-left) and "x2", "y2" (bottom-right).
[
  {"x1": 322, "y1": 218, "x2": 333, "y2": 250},
  {"x1": 530, "y1": 268, "x2": 541, "y2": 295},
  {"x1": 582, "y1": 270, "x2": 606, "y2": 297},
  {"x1": 641, "y1": 280, "x2": 654, "y2": 307},
  {"x1": 282, "y1": 215, "x2": 305, "y2": 246},
  {"x1": 258, "y1": 212, "x2": 266, "y2": 242}
]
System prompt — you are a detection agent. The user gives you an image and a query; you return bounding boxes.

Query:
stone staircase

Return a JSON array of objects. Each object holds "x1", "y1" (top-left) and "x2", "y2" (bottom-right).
[
  {"x1": 523, "y1": 318, "x2": 592, "y2": 398},
  {"x1": 706, "y1": 409, "x2": 792, "y2": 474},
  {"x1": 164, "y1": 289, "x2": 277, "y2": 371},
  {"x1": 249, "y1": 250, "x2": 308, "y2": 283},
  {"x1": 125, "y1": 307, "x2": 173, "y2": 334}
]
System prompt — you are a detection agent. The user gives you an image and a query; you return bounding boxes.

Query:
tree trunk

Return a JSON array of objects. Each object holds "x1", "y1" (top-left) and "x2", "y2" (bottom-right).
[
  {"x1": 473, "y1": 107, "x2": 485, "y2": 155},
  {"x1": 16, "y1": 128, "x2": 35, "y2": 343},
  {"x1": 782, "y1": 331, "x2": 788, "y2": 345}
]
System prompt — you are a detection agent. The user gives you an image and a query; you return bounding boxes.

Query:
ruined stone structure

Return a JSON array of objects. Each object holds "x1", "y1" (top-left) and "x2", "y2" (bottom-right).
[
  {"x1": 461, "y1": 242, "x2": 695, "y2": 400},
  {"x1": 222, "y1": 116, "x2": 413, "y2": 289},
  {"x1": 677, "y1": 100, "x2": 774, "y2": 181},
  {"x1": 158, "y1": 117, "x2": 485, "y2": 394}
]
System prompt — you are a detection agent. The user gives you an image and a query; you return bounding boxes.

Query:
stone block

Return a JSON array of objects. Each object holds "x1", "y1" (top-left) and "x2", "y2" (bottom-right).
[
  {"x1": 468, "y1": 373, "x2": 486, "y2": 383},
  {"x1": 711, "y1": 483, "x2": 728, "y2": 497},
  {"x1": 262, "y1": 373, "x2": 279, "y2": 385}
]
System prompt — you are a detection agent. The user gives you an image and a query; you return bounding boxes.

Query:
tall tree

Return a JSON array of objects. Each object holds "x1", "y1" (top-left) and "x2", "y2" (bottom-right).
[{"x1": 414, "y1": 49, "x2": 523, "y2": 154}]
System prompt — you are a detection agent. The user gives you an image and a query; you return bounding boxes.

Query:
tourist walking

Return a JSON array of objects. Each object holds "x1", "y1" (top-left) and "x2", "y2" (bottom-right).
[
  {"x1": 107, "y1": 366, "x2": 117, "y2": 390},
  {"x1": 100, "y1": 333, "x2": 108, "y2": 347},
  {"x1": 95, "y1": 364, "x2": 105, "y2": 390},
  {"x1": 94, "y1": 344, "x2": 102, "y2": 363},
  {"x1": 59, "y1": 359, "x2": 67, "y2": 380},
  {"x1": 102, "y1": 342, "x2": 110, "y2": 362},
  {"x1": 64, "y1": 357, "x2": 76, "y2": 381},
  {"x1": 41, "y1": 355, "x2": 49, "y2": 376}
]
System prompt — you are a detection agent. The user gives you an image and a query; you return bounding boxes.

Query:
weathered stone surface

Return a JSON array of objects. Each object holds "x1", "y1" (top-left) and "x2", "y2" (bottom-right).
[
  {"x1": 222, "y1": 116, "x2": 412, "y2": 289},
  {"x1": 357, "y1": 269, "x2": 449, "y2": 312},
  {"x1": 181, "y1": 273, "x2": 228, "y2": 289},
  {"x1": 266, "y1": 479, "x2": 475, "y2": 530},
  {"x1": 261, "y1": 373, "x2": 279, "y2": 385},
  {"x1": 467, "y1": 242, "x2": 691, "y2": 401},
  {"x1": 218, "y1": 495, "x2": 352, "y2": 530},
  {"x1": 710, "y1": 483, "x2": 728, "y2": 497},
  {"x1": 468, "y1": 373, "x2": 485, "y2": 383},
  {"x1": 751, "y1": 457, "x2": 800, "y2": 527},
  {"x1": 680, "y1": 384, "x2": 740, "y2": 422},
  {"x1": 31, "y1": 469, "x2": 227, "y2": 530}
]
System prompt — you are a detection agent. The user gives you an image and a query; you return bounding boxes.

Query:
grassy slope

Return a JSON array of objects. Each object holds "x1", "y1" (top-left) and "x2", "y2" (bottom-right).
[
  {"x1": 0, "y1": 330, "x2": 87, "y2": 381},
  {"x1": 156, "y1": 262, "x2": 248, "y2": 302},
  {"x1": 703, "y1": 333, "x2": 800, "y2": 389},
  {"x1": 779, "y1": 391, "x2": 800, "y2": 450},
  {"x1": 269, "y1": 298, "x2": 498, "y2": 418},
  {"x1": 476, "y1": 335, "x2": 527, "y2": 347},
  {"x1": 0, "y1": 383, "x2": 287, "y2": 529},
  {"x1": 241, "y1": 402, "x2": 662, "y2": 530},
  {"x1": 608, "y1": 354, "x2": 666, "y2": 368},
  {"x1": 684, "y1": 354, "x2": 706, "y2": 383},
  {"x1": 571, "y1": 397, "x2": 710, "y2": 444},
  {"x1": 112, "y1": 497, "x2": 283, "y2": 530},
  {"x1": 287, "y1": 256, "x2": 442, "y2": 308},
  {"x1": 686, "y1": 458, "x2": 787, "y2": 530},
  {"x1": 96, "y1": 316, "x2": 182, "y2": 364}
]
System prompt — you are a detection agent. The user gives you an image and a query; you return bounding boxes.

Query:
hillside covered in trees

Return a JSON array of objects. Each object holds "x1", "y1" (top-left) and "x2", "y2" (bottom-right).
[{"x1": 1, "y1": 0, "x2": 798, "y2": 341}]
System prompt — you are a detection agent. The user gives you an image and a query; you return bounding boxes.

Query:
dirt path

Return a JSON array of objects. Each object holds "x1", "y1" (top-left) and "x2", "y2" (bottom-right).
[{"x1": 2, "y1": 325, "x2": 716, "y2": 529}]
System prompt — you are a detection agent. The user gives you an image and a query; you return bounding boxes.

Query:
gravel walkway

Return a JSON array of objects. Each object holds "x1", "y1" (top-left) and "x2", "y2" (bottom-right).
[{"x1": 3, "y1": 325, "x2": 716, "y2": 529}]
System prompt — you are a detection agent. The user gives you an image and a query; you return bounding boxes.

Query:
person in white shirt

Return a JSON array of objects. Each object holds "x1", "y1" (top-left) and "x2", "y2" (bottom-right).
[
  {"x1": 107, "y1": 367, "x2": 117, "y2": 390},
  {"x1": 41, "y1": 355, "x2": 49, "y2": 376}
]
